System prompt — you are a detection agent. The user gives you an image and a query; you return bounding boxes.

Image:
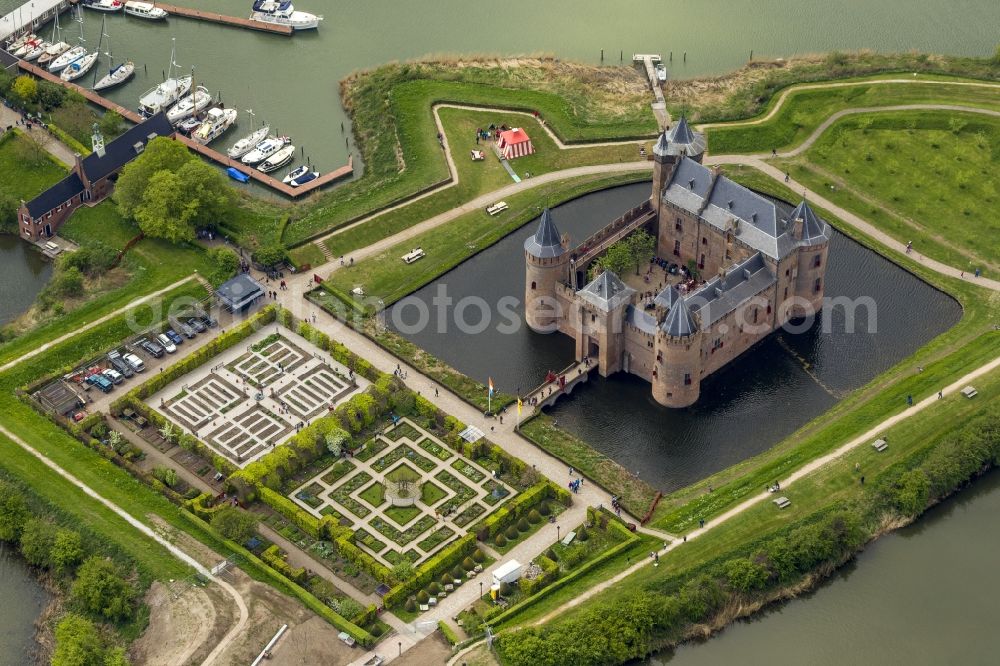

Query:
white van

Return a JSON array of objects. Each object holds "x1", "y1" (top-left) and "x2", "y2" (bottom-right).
[
  {"x1": 123, "y1": 353, "x2": 145, "y2": 372},
  {"x1": 156, "y1": 333, "x2": 177, "y2": 353},
  {"x1": 102, "y1": 368, "x2": 124, "y2": 385}
]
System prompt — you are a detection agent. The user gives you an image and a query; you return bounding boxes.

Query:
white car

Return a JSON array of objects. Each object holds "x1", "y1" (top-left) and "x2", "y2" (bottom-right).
[
  {"x1": 102, "y1": 368, "x2": 124, "y2": 384},
  {"x1": 157, "y1": 333, "x2": 177, "y2": 353},
  {"x1": 123, "y1": 353, "x2": 145, "y2": 372}
]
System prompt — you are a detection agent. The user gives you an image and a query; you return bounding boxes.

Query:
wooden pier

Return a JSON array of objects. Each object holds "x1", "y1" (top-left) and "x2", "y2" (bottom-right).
[
  {"x1": 633, "y1": 53, "x2": 669, "y2": 129},
  {"x1": 16, "y1": 60, "x2": 354, "y2": 198},
  {"x1": 155, "y1": 3, "x2": 293, "y2": 36}
]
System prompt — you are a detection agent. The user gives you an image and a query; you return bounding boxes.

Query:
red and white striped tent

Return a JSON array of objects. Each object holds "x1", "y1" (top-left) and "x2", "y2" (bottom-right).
[{"x1": 496, "y1": 128, "x2": 534, "y2": 159}]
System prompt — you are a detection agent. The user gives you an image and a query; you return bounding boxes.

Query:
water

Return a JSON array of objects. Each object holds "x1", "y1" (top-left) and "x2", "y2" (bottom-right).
[
  {"x1": 3, "y1": 0, "x2": 997, "y2": 170},
  {"x1": 0, "y1": 234, "x2": 51, "y2": 326},
  {"x1": 659, "y1": 468, "x2": 1000, "y2": 666},
  {"x1": 389, "y1": 182, "x2": 962, "y2": 491},
  {"x1": 0, "y1": 548, "x2": 50, "y2": 662}
]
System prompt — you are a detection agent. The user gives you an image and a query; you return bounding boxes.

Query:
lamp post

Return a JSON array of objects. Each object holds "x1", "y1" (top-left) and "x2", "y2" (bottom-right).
[
  {"x1": 398, "y1": 641, "x2": 402, "y2": 657},
  {"x1": 557, "y1": 525, "x2": 561, "y2": 540},
  {"x1": 479, "y1": 581, "x2": 483, "y2": 598}
]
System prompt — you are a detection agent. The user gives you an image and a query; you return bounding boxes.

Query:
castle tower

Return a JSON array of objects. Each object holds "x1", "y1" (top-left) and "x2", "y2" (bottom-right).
[
  {"x1": 651, "y1": 116, "x2": 707, "y2": 216},
  {"x1": 787, "y1": 199, "x2": 831, "y2": 318},
  {"x1": 524, "y1": 208, "x2": 570, "y2": 333},
  {"x1": 652, "y1": 298, "x2": 702, "y2": 407},
  {"x1": 574, "y1": 271, "x2": 635, "y2": 375}
]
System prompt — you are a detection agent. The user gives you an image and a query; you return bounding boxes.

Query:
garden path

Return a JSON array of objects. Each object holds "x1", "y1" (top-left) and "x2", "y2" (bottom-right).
[{"x1": 0, "y1": 103, "x2": 76, "y2": 166}]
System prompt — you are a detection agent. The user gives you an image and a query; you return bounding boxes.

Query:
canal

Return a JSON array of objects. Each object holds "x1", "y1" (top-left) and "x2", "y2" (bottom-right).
[
  {"x1": 389, "y1": 181, "x2": 962, "y2": 491},
  {"x1": 0, "y1": 233, "x2": 51, "y2": 326},
  {"x1": 0, "y1": 547, "x2": 50, "y2": 662},
  {"x1": 1, "y1": 0, "x2": 996, "y2": 172},
  {"x1": 659, "y1": 468, "x2": 1000, "y2": 665}
]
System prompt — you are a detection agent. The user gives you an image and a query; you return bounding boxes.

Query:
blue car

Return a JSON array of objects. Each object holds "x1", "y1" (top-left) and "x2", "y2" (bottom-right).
[{"x1": 165, "y1": 328, "x2": 184, "y2": 345}]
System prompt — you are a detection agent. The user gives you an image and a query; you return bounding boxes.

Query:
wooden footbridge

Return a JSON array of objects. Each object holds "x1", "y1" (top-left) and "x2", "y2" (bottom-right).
[{"x1": 633, "y1": 53, "x2": 669, "y2": 129}]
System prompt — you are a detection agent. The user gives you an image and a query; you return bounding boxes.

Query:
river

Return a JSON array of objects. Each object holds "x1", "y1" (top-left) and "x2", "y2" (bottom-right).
[
  {"x1": 658, "y1": 468, "x2": 1000, "y2": 665},
  {"x1": 0, "y1": 547, "x2": 50, "y2": 662}
]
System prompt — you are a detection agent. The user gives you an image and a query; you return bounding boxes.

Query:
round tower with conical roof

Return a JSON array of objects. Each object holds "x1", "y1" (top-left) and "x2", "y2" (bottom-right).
[
  {"x1": 787, "y1": 199, "x2": 831, "y2": 318},
  {"x1": 652, "y1": 298, "x2": 702, "y2": 407},
  {"x1": 651, "y1": 116, "x2": 707, "y2": 216},
  {"x1": 524, "y1": 208, "x2": 570, "y2": 333}
]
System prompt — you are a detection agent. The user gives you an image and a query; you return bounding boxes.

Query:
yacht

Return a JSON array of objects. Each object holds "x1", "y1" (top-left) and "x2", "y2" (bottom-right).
[
  {"x1": 228, "y1": 125, "x2": 269, "y2": 159},
  {"x1": 250, "y1": 1, "x2": 322, "y2": 30},
  {"x1": 192, "y1": 107, "x2": 238, "y2": 144},
  {"x1": 124, "y1": 2, "x2": 169, "y2": 20},
  {"x1": 166, "y1": 85, "x2": 211, "y2": 124},
  {"x1": 176, "y1": 117, "x2": 201, "y2": 135},
  {"x1": 138, "y1": 39, "x2": 192, "y2": 118},
  {"x1": 61, "y1": 51, "x2": 99, "y2": 82},
  {"x1": 258, "y1": 144, "x2": 295, "y2": 173},
  {"x1": 82, "y1": 0, "x2": 125, "y2": 13},
  {"x1": 23, "y1": 41, "x2": 50, "y2": 61},
  {"x1": 48, "y1": 45, "x2": 86, "y2": 72},
  {"x1": 282, "y1": 165, "x2": 309, "y2": 184},
  {"x1": 284, "y1": 166, "x2": 319, "y2": 187},
  {"x1": 241, "y1": 136, "x2": 289, "y2": 165},
  {"x1": 93, "y1": 19, "x2": 134, "y2": 92}
]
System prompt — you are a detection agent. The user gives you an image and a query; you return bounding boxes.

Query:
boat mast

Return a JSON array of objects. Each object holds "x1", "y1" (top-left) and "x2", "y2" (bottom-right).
[
  {"x1": 166, "y1": 36, "x2": 178, "y2": 82},
  {"x1": 92, "y1": 15, "x2": 106, "y2": 86},
  {"x1": 102, "y1": 15, "x2": 113, "y2": 70},
  {"x1": 246, "y1": 108, "x2": 255, "y2": 132},
  {"x1": 50, "y1": 6, "x2": 61, "y2": 44}
]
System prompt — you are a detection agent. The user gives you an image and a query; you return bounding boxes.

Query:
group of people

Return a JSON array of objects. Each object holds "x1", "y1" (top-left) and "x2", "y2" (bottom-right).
[{"x1": 610, "y1": 494, "x2": 623, "y2": 517}]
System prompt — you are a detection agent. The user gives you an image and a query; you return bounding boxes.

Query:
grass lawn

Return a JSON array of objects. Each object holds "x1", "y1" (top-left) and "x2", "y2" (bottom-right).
[
  {"x1": 288, "y1": 241, "x2": 326, "y2": 269},
  {"x1": 421, "y1": 481, "x2": 448, "y2": 506},
  {"x1": 359, "y1": 481, "x2": 386, "y2": 508},
  {"x1": 384, "y1": 505, "x2": 422, "y2": 526},
  {"x1": 0, "y1": 130, "x2": 68, "y2": 200},
  {"x1": 704, "y1": 76, "x2": 1000, "y2": 154},
  {"x1": 775, "y1": 110, "x2": 1000, "y2": 270}
]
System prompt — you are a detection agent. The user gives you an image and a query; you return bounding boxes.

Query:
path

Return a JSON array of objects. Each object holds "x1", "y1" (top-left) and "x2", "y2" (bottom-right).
[
  {"x1": 0, "y1": 104, "x2": 76, "y2": 167},
  {"x1": 0, "y1": 422, "x2": 249, "y2": 666},
  {"x1": 0, "y1": 274, "x2": 198, "y2": 373}
]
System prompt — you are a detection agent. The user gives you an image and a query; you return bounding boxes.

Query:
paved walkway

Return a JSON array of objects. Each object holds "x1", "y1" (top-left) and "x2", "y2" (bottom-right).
[{"x1": 0, "y1": 104, "x2": 76, "y2": 167}]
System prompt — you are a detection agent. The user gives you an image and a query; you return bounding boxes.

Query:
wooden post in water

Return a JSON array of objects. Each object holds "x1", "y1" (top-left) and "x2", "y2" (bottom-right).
[
  {"x1": 683, "y1": 52, "x2": 687, "y2": 62},
  {"x1": 669, "y1": 51, "x2": 672, "y2": 62},
  {"x1": 749, "y1": 49, "x2": 753, "y2": 61},
  {"x1": 600, "y1": 49, "x2": 604, "y2": 61}
]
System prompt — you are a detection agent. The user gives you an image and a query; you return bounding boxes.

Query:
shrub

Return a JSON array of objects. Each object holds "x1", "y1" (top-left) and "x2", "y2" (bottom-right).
[
  {"x1": 505, "y1": 525, "x2": 519, "y2": 540},
  {"x1": 494, "y1": 533, "x2": 507, "y2": 548},
  {"x1": 451, "y1": 565, "x2": 464, "y2": 579},
  {"x1": 528, "y1": 509, "x2": 542, "y2": 524},
  {"x1": 440, "y1": 572, "x2": 452, "y2": 585},
  {"x1": 538, "y1": 501, "x2": 551, "y2": 516},
  {"x1": 517, "y1": 517, "x2": 530, "y2": 532},
  {"x1": 499, "y1": 581, "x2": 512, "y2": 596},
  {"x1": 19, "y1": 518, "x2": 56, "y2": 568},
  {"x1": 404, "y1": 597, "x2": 416, "y2": 612},
  {"x1": 210, "y1": 507, "x2": 259, "y2": 544},
  {"x1": 71, "y1": 557, "x2": 136, "y2": 622},
  {"x1": 416, "y1": 589, "x2": 429, "y2": 604},
  {"x1": 462, "y1": 556, "x2": 476, "y2": 571},
  {"x1": 577, "y1": 526, "x2": 589, "y2": 542},
  {"x1": 427, "y1": 581, "x2": 441, "y2": 595},
  {"x1": 472, "y1": 549, "x2": 486, "y2": 563},
  {"x1": 546, "y1": 547, "x2": 558, "y2": 562}
]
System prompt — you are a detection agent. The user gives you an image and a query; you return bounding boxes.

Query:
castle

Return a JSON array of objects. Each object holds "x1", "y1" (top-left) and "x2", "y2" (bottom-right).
[{"x1": 523, "y1": 118, "x2": 830, "y2": 407}]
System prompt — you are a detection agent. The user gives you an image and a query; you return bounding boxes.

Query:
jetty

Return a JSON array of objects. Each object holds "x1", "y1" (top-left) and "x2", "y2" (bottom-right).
[
  {"x1": 15, "y1": 59, "x2": 353, "y2": 198},
  {"x1": 632, "y1": 53, "x2": 669, "y2": 129},
  {"x1": 154, "y1": 3, "x2": 293, "y2": 36}
]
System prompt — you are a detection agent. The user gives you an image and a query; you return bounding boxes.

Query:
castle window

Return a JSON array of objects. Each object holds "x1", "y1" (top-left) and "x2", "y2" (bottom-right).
[
  {"x1": 673, "y1": 240, "x2": 680, "y2": 256},
  {"x1": 684, "y1": 373, "x2": 692, "y2": 385},
  {"x1": 785, "y1": 268, "x2": 790, "y2": 277},
  {"x1": 675, "y1": 218, "x2": 683, "y2": 231},
  {"x1": 698, "y1": 254, "x2": 705, "y2": 270},
  {"x1": 591, "y1": 314, "x2": 597, "y2": 323},
  {"x1": 815, "y1": 278, "x2": 822, "y2": 292},
  {"x1": 784, "y1": 287, "x2": 788, "y2": 300},
  {"x1": 702, "y1": 237, "x2": 707, "y2": 245},
  {"x1": 531, "y1": 281, "x2": 536, "y2": 290},
  {"x1": 813, "y1": 254, "x2": 822, "y2": 268},
  {"x1": 753, "y1": 309, "x2": 759, "y2": 324},
  {"x1": 767, "y1": 305, "x2": 772, "y2": 314}
]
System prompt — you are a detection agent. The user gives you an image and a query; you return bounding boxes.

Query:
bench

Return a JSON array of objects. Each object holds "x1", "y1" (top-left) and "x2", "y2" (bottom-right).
[
  {"x1": 560, "y1": 531, "x2": 577, "y2": 546},
  {"x1": 961, "y1": 386, "x2": 978, "y2": 399},
  {"x1": 871, "y1": 438, "x2": 888, "y2": 452},
  {"x1": 486, "y1": 201, "x2": 509, "y2": 216},
  {"x1": 419, "y1": 604, "x2": 429, "y2": 612},
  {"x1": 773, "y1": 496, "x2": 791, "y2": 509},
  {"x1": 337, "y1": 631, "x2": 356, "y2": 647},
  {"x1": 401, "y1": 247, "x2": 425, "y2": 264}
]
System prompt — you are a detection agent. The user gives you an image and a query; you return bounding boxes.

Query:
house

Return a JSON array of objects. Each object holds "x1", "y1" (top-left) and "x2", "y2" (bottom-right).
[
  {"x1": 17, "y1": 113, "x2": 175, "y2": 242},
  {"x1": 495, "y1": 128, "x2": 534, "y2": 160}
]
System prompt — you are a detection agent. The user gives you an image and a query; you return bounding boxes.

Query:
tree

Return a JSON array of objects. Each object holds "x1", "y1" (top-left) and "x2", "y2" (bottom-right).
[
  {"x1": 14, "y1": 132, "x2": 47, "y2": 167},
  {"x1": 0, "y1": 190, "x2": 18, "y2": 234},
  {"x1": 51, "y1": 528, "x2": 85, "y2": 572},
  {"x1": 11, "y1": 75, "x2": 37, "y2": 104},
  {"x1": 206, "y1": 247, "x2": 240, "y2": 286},
  {"x1": 211, "y1": 507, "x2": 258, "y2": 544},
  {"x1": 391, "y1": 559, "x2": 414, "y2": 583},
  {"x1": 113, "y1": 137, "x2": 194, "y2": 219},
  {"x1": 336, "y1": 597, "x2": 364, "y2": 620},
  {"x1": 52, "y1": 614, "x2": 104, "y2": 666},
  {"x1": 325, "y1": 429, "x2": 348, "y2": 457},
  {"x1": 723, "y1": 557, "x2": 769, "y2": 594},
  {"x1": 0, "y1": 479, "x2": 28, "y2": 542},
  {"x1": 592, "y1": 240, "x2": 633, "y2": 279},
  {"x1": 98, "y1": 110, "x2": 123, "y2": 138},
  {"x1": 70, "y1": 557, "x2": 136, "y2": 622},
  {"x1": 627, "y1": 229, "x2": 656, "y2": 275},
  {"x1": 19, "y1": 518, "x2": 56, "y2": 568},
  {"x1": 252, "y1": 244, "x2": 288, "y2": 268},
  {"x1": 130, "y1": 160, "x2": 234, "y2": 244}
]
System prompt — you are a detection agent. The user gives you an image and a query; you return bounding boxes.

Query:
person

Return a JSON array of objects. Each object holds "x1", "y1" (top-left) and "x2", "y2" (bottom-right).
[
  {"x1": 906, "y1": 240, "x2": 913, "y2": 254},
  {"x1": 435, "y1": 388, "x2": 439, "y2": 397},
  {"x1": 938, "y1": 390, "x2": 943, "y2": 399},
  {"x1": 907, "y1": 394, "x2": 913, "y2": 406},
  {"x1": 975, "y1": 267, "x2": 981, "y2": 278},
  {"x1": 860, "y1": 475, "x2": 865, "y2": 485},
  {"x1": 784, "y1": 172, "x2": 790, "y2": 182}
]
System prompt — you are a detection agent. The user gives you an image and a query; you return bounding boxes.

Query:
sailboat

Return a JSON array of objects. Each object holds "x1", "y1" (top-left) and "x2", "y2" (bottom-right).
[
  {"x1": 12, "y1": 34, "x2": 40, "y2": 57},
  {"x1": 23, "y1": 40, "x2": 51, "y2": 61},
  {"x1": 227, "y1": 109, "x2": 270, "y2": 159},
  {"x1": 165, "y1": 83, "x2": 211, "y2": 124},
  {"x1": 38, "y1": 12, "x2": 71, "y2": 66},
  {"x1": 93, "y1": 18, "x2": 134, "y2": 92},
  {"x1": 137, "y1": 38, "x2": 193, "y2": 118},
  {"x1": 60, "y1": 8, "x2": 99, "y2": 83}
]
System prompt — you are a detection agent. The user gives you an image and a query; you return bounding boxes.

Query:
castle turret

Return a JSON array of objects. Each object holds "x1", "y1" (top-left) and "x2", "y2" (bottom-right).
[
  {"x1": 651, "y1": 116, "x2": 707, "y2": 215},
  {"x1": 652, "y1": 298, "x2": 702, "y2": 407},
  {"x1": 574, "y1": 271, "x2": 635, "y2": 375},
  {"x1": 524, "y1": 208, "x2": 570, "y2": 333},
  {"x1": 787, "y1": 199, "x2": 830, "y2": 318}
]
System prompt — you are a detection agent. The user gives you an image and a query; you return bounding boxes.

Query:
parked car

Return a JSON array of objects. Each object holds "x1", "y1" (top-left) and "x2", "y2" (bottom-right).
[
  {"x1": 102, "y1": 368, "x2": 124, "y2": 385},
  {"x1": 173, "y1": 320, "x2": 196, "y2": 338},
  {"x1": 187, "y1": 318, "x2": 207, "y2": 333},
  {"x1": 164, "y1": 329, "x2": 184, "y2": 345},
  {"x1": 156, "y1": 333, "x2": 177, "y2": 354},
  {"x1": 107, "y1": 350, "x2": 134, "y2": 378},
  {"x1": 194, "y1": 311, "x2": 218, "y2": 328},
  {"x1": 139, "y1": 338, "x2": 164, "y2": 358},
  {"x1": 86, "y1": 373, "x2": 113, "y2": 393},
  {"x1": 123, "y1": 353, "x2": 145, "y2": 373}
]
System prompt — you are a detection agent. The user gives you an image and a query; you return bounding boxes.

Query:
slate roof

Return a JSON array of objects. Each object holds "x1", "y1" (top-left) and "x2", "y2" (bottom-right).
[
  {"x1": 661, "y1": 297, "x2": 699, "y2": 337},
  {"x1": 653, "y1": 284, "x2": 681, "y2": 309},
  {"x1": 25, "y1": 172, "x2": 84, "y2": 219},
  {"x1": 653, "y1": 116, "x2": 706, "y2": 158},
  {"x1": 80, "y1": 112, "x2": 174, "y2": 182},
  {"x1": 524, "y1": 208, "x2": 565, "y2": 259},
  {"x1": 626, "y1": 304, "x2": 658, "y2": 334},
  {"x1": 216, "y1": 274, "x2": 265, "y2": 310},
  {"x1": 662, "y1": 156, "x2": 830, "y2": 259},
  {"x1": 788, "y1": 199, "x2": 829, "y2": 242},
  {"x1": 577, "y1": 271, "x2": 635, "y2": 312},
  {"x1": 684, "y1": 253, "x2": 776, "y2": 327}
]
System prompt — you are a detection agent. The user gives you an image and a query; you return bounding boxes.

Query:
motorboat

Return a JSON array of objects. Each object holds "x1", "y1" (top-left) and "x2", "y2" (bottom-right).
[
  {"x1": 191, "y1": 107, "x2": 238, "y2": 144},
  {"x1": 48, "y1": 45, "x2": 86, "y2": 72},
  {"x1": 138, "y1": 38, "x2": 192, "y2": 117},
  {"x1": 176, "y1": 117, "x2": 201, "y2": 134},
  {"x1": 38, "y1": 42, "x2": 70, "y2": 65},
  {"x1": 655, "y1": 63, "x2": 667, "y2": 82},
  {"x1": 23, "y1": 41, "x2": 51, "y2": 61},
  {"x1": 250, "y1": 1, "x2": 322, "y2": 30},
  {"x1": 228, "y1": 125, "x2": 269, "y2": 158},
  {"x1": 82, "y1": 0, "x2": 125, "y2": 13},
  {"x1": 241, "y1": 136, "x2": 288, "y2": 165},
  {"x1": 61, "y1": 51, "x2": 99, "y2": 82},
  {"x1": 94, "y1": 61, "x2": 135, "y2": 91},
  {"x1": 282, "y1": 165, "x2": 310, "y2": 184},
  {"x1": 258, "y1": 144, "x2": 295, "y2": 173},
  {"x1": 289, "y1": 169, "x2": 319, "y2": 187},
  {"x1": 124, "y1": 2, "x2": 169, "y2": 19},
  {"x1": 165, "y1": 85, "x2": 211, "y2": 124},
  {"x1": 227, "y1": 167, "x2": 250, "y2": 183}
]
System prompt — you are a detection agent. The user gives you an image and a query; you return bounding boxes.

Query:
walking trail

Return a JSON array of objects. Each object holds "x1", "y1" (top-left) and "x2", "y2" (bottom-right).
[{"x1": 0, "y1": 104, "x2": 77, "y2": 167}]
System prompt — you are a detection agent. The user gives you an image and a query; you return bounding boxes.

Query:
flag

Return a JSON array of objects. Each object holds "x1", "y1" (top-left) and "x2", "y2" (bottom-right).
[
  {"x1": 488, "y1": 377, "x2": 495, "y2": 397},
  {"x1": 517, "y1": 398, "x2": 523, "y2": 416}
]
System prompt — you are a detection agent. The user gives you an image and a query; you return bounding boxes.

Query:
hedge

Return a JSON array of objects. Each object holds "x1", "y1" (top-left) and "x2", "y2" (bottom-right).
[
  {"x1": 184, "y1": 492, "x2": 224, "y2": 521},
  {"x1": 438, "y1": 620, "x2": 461, "y2": 646},
  {"x1": 262, "y1": 544, "x2": 308, "y2": 584},
  {"x1": 475, "y1": 481, "x2": 568, "y2": 541},
  {"x1": 259, "y1": 486, "x2": 323, "y2": 539},
  {"x1": 336, "y1": 534, "x2": 394, "y2": 585},
  {"x1": 383, "y1": 533, "x2": 478, "y2": 608},
  {"x1": 519, "y1": 554, "x2": 559, "y2": 596}
]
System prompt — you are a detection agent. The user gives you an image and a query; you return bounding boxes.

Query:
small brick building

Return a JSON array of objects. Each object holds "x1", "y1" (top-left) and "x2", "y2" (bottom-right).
[{"x1": 18, "y1": 113, "x2": 174, "y2": 242}]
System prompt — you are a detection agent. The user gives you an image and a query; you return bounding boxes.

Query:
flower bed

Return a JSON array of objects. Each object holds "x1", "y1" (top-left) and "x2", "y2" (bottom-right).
[
  {"x1": 452, "y1": 502, "x2": 486, "y2": 527},
  {"x1": 370, "y1": 514, "x2": 437, "y2": 546},
  {"x1": 355, "y1": 528, "x2": 387, "y2": 554},
  {"x1": 435, "y1": 470, "x2": 477, "y2": 506},
  {"x1": 418, "y1": 437, "x2": 452, "y2": 461},
  {"x1": 451, "y1": 458, "x2": 486, "y2": 483},
  {"x1": 295, "y1": 482, "x2": 326, "y2": 509},
  {"x1": 331, "y1": 472, "x2": 373, "y2": 518},
  {"x1": 321, "y1": 459, "x2": 357, "y2": 485},
  {"x1": 418, "y1": 526, "x2": 455, "y2": 552}
]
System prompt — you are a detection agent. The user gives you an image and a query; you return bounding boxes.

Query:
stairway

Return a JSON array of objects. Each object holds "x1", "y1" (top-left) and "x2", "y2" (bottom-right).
[{"x1": 317, "y1": 239, "x2": 334, "y2": 262}]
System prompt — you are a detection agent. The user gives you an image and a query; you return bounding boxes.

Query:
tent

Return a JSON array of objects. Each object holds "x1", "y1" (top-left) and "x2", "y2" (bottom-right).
[{"x1": 496, "y1": 128, "x2": 534, "y2": 159}]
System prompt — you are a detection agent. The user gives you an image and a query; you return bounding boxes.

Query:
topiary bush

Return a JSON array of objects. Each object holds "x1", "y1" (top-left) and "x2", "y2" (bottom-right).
[
  {"x1": 404, "y1": 597, "x2": 416, "y2": 612},
  {"x1": 505, "y1": 525, "x2": 519, "y2": 540},
  {"x1": 538, "y1": 500, "x2": 551, "y2": 516},
  {"x1": 472, "y1": 549, "x2": 486, "y2": 563},
  {"x1": 428, "y1": 581, "x2": 440, "y2": 595},
  {"x1": 451, "y1": 565, "x2": 465, "y2": 579},
  {"x1": 494, "y1": 533, "x2": 507, "y2": 548},
  {"x1": 416, "y1": 589, "x2": 429, "y2": 604},
  {"x1": 517, "y1": 517, "x2": 530, "y2": 532},
  {"x1": 528, "y1": 509, "x2": 542, "y2": 524},
  {"x1": 440, "y1": 572, "x2": 453, "y2": 585},
  {"x1": 577, "y1": 526, "x2": 589, "y2": 542},
  {"x1": 462, "y1": 556, "x2": 476, "y2": 571}
]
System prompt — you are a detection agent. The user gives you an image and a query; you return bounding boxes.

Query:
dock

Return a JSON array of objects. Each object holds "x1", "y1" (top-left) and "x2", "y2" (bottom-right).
[
  {"x1": 154, "y1": 3, "x2": 293, "y2": 36},
  {"x1": 632, "y1": 53, "x2": 670, "y2": 129},
  {"x1": 16, "y1": 59, "x2": 354, "y2": 198}
]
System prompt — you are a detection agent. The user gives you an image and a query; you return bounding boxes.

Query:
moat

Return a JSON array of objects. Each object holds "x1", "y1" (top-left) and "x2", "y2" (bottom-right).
[{"x1": 389, "y1": 182, "x2": 962, "y2": 491}]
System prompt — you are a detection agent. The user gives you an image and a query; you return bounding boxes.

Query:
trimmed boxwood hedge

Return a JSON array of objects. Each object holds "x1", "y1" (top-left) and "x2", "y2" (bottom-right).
[{"x1": 383, "y1": 533, "x2": 477, "y2": 608}]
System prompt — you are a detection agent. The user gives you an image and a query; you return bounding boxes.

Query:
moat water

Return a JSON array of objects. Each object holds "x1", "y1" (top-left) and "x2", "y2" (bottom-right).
[
  {"x1": 0, "y1": 234, "x2": 51, "y2": 326},
  {"x1": 389, "y1": 181, "x2": 962, "y2": 491},
  {"x1": 0, "y1": 547, "x2": 49, "y2": 662}
]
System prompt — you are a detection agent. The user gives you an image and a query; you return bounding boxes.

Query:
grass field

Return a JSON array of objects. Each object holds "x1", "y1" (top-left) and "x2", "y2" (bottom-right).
[
  {"x1": 0, "y1": 130, "x2": 68, "y2": 201},
  {"x1": 775, "y1": 110, "x2": 1000, "y2": 270}
]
